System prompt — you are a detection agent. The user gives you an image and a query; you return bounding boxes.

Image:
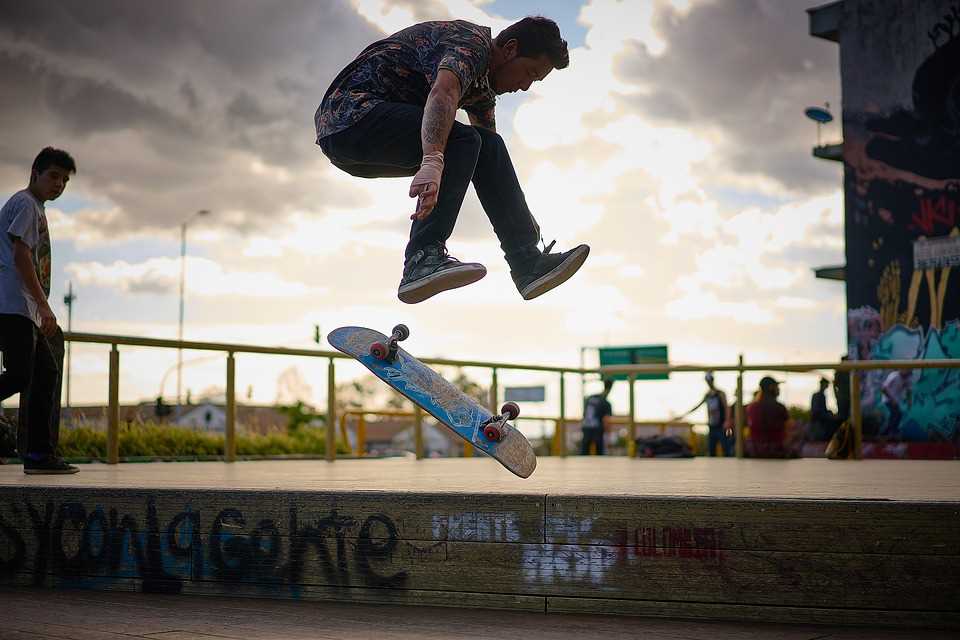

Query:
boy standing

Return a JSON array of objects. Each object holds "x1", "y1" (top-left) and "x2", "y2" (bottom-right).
[{"x1": 0, "y1": 147, "x2": 77, "y2": 474}]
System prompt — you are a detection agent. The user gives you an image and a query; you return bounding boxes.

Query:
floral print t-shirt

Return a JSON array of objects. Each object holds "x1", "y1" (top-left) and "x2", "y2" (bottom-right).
[{"x1": 315, "y1": 20, "x2": 497, "y2": 141}]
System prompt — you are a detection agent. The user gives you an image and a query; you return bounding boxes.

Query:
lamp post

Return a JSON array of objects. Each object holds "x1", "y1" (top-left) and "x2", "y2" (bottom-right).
[{"x1": 177, "y1": 209, "x2": 210, "y2": 414}]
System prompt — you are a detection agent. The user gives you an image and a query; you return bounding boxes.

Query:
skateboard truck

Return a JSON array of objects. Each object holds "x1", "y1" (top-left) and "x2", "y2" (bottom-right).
[
  {"x1": 481, "y1": 401, "x2": 520, "y2": 442},
  {"x1": 369, "y1": 324, "x2": 409, "y2": 362}
]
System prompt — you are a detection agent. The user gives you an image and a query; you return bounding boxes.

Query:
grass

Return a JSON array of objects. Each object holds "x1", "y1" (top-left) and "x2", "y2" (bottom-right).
[{"x1": 51, "y1": 423, "x2": 349, "y2": 461}]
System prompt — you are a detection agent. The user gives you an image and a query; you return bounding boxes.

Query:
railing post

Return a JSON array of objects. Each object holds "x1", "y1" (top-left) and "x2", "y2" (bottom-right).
[
  {"x1": 225, "y1": 352, "x2": 236, "y2": 462},
  {"x1": 558, "y1": 372, "x2": 567, "y2": 457},
  {"x1": 489, "y1": 367, "x2": 498, "y2": 413},
  {"x1": 735, "y1": 355, "x2": 745, "y2": 458},
  {"x1": 107, "y1": 344, "x2": 119, "y2": 464},
  {"x1": 628, "y1": 374, "x2": 636, "y2": 457},
  {"x1": 358, "y1": 413, "x2": 367, "y2": 458},
  {"x1": 339, "y1": 413, "x2": 350, "y2": 454},
  {"x1": 326, "y1": 357, "x2": 336, "y2": 461},
  {"x1": 850, "y1": 369, "x2": 862, "y2": 459},
  {"x1": 413, "y1": 405, "x2": 423, "y2": 459}
]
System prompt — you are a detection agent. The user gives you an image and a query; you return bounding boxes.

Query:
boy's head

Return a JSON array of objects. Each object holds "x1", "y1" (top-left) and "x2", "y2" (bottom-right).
[
  {"x1": 30, "y1": 147, "x2": 76, "y2": 202},
  {"x1": 602, "y1": 379, "x2": 614, "y2": 396},
  {"x1": 491, "y1": 17, "x2": 568, "y2": 95},
  {"x1": 819, "y1": 377, "x2": 830, "y2": 391}
]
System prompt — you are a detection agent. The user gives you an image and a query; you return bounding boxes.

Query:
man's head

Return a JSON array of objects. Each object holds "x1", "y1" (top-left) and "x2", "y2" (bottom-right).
[
  {"x1": 759, "y1": 376, "x2": 781, "y2": 398},
  {"x1": 490, "y1": 16, "x2": 568, "y2": 95},
  {"x1": 30, "y1": 147, "x2": 76, "y2": 203},
  {"x1": 602, "y1": 378, "x2": 614, "y2": 396},
  {"x1": 819, "y1": 377, "x2": 830, "y2": 391},
  {"x1": 705, "y1": 371, "x2": 716, "y2": 389}
]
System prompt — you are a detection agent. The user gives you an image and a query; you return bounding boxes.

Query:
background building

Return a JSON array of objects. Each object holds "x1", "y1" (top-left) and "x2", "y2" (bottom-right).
[{"x1": 810, "y1": 0, "x2": 960, "y2": 450}]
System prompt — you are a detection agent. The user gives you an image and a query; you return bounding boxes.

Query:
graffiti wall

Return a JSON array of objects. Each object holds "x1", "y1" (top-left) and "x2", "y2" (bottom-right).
[{"x1": 842, "y1": 1, "x2": 960, "y2": 445}]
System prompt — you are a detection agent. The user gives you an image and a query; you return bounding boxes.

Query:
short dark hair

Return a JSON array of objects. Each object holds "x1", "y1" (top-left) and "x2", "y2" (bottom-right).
[
  {"x1": 32, "y1": 147, "x2": 76, "y2": 178},
  {"x1": 496, "y1": 16, "x2": 569, "y2": 70},
  {"x1": 602, "y1": 379, "x2": 614, "y2": 395}
]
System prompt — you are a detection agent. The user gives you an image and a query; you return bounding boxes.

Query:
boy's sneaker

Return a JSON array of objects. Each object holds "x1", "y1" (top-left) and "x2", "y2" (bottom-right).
[
  {"x1": 24, "y1": 456, "x2": 79, "y2": 475},
  {"x1": 398, "y1": 243, "x2": 487, "y2": 304},
  {"x1": 511, "y1": 241, "x2": 590, "y2": 300}
]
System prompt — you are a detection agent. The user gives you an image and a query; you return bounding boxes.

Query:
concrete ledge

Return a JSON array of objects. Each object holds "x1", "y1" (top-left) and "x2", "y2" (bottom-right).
[{"x1": 1, "y1": 458, "x2": 958, "y2": 628}]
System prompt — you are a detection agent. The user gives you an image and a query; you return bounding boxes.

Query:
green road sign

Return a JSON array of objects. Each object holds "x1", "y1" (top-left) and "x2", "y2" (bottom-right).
[{"x1": 598, "y1": 345, "x2": 669, "y2": 380}]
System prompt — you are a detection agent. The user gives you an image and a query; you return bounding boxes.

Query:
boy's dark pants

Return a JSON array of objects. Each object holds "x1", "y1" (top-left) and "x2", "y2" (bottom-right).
[
  {"x1": 318, "y1": 102, "x2": 541, "y2": 266},
  {"x1": 0, "y1": 314, "x2": 64, "y2": 457}
]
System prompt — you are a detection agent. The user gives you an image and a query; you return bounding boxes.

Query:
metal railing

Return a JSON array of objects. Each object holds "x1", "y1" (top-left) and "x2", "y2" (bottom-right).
[{"x1": 63, "y1": 332, "x2": 960, "y2": 463}]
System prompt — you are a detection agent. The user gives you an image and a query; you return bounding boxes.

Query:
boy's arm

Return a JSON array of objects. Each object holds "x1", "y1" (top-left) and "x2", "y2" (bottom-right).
[
  {"x1": 12, "y1": 238, "x2": 57, "y2": 336},
  {"x1": 410, "y1": 69, "x2": 461, "y2": 221}
]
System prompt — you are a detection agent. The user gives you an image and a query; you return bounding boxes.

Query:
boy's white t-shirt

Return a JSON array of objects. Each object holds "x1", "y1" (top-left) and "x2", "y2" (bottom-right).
[{"x1": 0, "y1": 189, "x2": 50, "y2": 327}]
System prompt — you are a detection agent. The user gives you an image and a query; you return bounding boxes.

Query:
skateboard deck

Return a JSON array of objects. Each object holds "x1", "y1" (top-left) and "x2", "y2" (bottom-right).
[{"x1": 328, "y1": 326, "x2": 537, "y2": 478}]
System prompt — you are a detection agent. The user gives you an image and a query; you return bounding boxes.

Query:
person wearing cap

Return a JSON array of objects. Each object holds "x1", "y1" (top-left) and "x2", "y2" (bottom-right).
[
  {"x1": 746, "y1": 376, "x2": 794, "y2": 458},
  {"x1": 678, "y1": 372, "x2": 733, "y2": 456}
]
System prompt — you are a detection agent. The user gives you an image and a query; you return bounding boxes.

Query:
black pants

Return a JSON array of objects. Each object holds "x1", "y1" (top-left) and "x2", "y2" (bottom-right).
[
  {"x1": 580, "y1": 427, "x2": 605, "y2": 455},
  {"x1": 708, "y1": 424, "x2": 734, "y2": 456},
  {"x1": 318, "y1": 102, "x2": 541, "y2": 265},
  {"x1": 0, "y1": 314, "x2": 64, "y2": 457}
]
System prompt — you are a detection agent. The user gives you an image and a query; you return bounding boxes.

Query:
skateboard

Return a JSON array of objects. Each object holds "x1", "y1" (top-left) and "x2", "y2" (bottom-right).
[{"x1": 327, "y1": 325, "x2": 537, "y2": 478}]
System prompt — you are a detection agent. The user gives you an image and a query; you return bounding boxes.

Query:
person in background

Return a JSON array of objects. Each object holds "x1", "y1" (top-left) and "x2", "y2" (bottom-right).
[
  {"x1": 581, "y1": 379, "x2": 613, "y2": 455},
  {"x1": 808, "y1": 377, "x2": 840, "y2": 441},
  {"x1": 746, "y1": 376, "x2": 796, "y2": 458},
  {"x1": 881, "y1": 369, "x2": 913, "y2": 438},
  {"x1": 679, "y1": 372, "x2": 733, "y2": 456}
]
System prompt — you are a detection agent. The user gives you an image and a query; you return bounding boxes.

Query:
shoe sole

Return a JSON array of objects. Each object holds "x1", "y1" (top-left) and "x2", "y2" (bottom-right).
[
  {"x1": 398, "y1": 264, "x2": 487, "y2": 304},
  {"x1": 520, "y1": 245, "x2": 591, "y2": 301}
]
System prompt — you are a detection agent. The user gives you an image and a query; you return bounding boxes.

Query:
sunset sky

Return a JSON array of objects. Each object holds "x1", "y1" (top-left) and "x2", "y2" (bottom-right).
[{"x1": 0, "y1": 0, "x2": 845, "y2": 426}]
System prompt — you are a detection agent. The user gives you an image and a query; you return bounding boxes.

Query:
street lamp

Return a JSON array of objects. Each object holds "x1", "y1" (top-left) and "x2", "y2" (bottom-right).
[{"x1": 177, "y1": 209, "x2": 210, "y2": 414}]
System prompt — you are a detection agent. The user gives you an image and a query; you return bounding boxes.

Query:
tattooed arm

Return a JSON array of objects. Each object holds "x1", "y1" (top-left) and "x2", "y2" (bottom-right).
[
  {"x1": 409, "y1": 69, "x2": 462, "y2": 220},
  {"x1": 421, "y1": 69, "x2": 461, "y2": 154}
]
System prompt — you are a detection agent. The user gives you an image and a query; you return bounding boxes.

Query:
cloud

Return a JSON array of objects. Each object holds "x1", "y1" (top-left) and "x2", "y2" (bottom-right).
[
  {"x1": 0, "y1": 0, "x2": 381, "y2": 237},
  {"x1": 612, "y1": 0, "x2": 841, "y2": 193},
  {"x1": 65, "y1": 256, "x2": 324, "y2": 298}
]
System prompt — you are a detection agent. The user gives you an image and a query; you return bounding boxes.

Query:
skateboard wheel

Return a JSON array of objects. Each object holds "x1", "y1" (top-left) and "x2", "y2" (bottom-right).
[
  {"x1": 370, "y1": 342, "x2": 389, "y2": 360},
  {"x1": 483, "y1": 424, "x2": 502, "y2": 442},
  {"x1": 392, "y1": 324, "x2": 410, "y2": 341},
  {"x1": 500, "y1": 401, "x2": 520, "y2": 420}
]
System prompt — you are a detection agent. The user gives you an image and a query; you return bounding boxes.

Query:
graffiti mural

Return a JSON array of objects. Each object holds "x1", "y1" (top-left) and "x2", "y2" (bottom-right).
[{"x1": 842, "y1": 1, "x2": 960, "y2": 446}]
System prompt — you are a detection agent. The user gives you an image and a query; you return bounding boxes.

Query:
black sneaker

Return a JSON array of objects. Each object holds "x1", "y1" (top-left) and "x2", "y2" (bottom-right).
[
  {"x1": 398, "y1": 244, "x2": 487, "y2": 304},
  {"x1": 24, "y1": 456, "x2": 79, "y2": 475},
  {"x1": 511, "y1": 241, "x2": 590, "y2": 300}
]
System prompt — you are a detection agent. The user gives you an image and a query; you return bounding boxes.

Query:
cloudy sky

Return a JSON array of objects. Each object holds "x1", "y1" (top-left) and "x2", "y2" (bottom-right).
[{"x1": 0, "y1": 0, "x2": 844, "y2": 425}]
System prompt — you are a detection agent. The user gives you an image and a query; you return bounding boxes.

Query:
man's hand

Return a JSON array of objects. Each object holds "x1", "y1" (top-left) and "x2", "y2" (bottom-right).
[
  {"x1": 409, "y1": 151, "x2": 444, "y2": 221},
  {"x1": 38, "y1": 302, "x2": 57, "y2": 337}
]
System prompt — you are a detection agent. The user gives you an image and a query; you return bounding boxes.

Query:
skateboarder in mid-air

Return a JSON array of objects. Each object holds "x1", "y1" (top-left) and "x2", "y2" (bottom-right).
[{"x1": 316, "y1": 17, "x2": 589, "y2": 304}]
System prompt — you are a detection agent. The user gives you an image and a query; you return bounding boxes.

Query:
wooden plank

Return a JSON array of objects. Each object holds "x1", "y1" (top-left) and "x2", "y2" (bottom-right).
[
  {"x1": 546, "y1": 496, "x2": 960, "y2": 555},
  {"x1": 0, "y1": 488, "x2": 545, "y2": 543},
  {"x1": 4, "y1": 525, "x2": 959, "y2": 613},
  {"x1": 547, "y1": 596, "x2": 960, "y2": 630},
  {"x1": 3, "y1": 458, "x2": 959, "y2": 502}
]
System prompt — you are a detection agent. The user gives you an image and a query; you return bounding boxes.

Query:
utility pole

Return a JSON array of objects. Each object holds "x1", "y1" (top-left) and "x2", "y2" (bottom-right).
[{"x1": 177, "y1": 210, "x2": 210, "y2": 415}]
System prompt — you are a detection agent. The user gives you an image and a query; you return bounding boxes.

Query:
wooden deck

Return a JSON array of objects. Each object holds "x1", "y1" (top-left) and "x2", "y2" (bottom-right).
[
  {"x1": 3, "y1": 586, "x2": 956, "y2": 639},
  {"x1": 1, "y1": 458, "x2": 958, "y2": 629}
]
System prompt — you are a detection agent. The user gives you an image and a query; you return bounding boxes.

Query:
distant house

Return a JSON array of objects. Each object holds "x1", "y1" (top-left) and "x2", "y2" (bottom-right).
[
  {"x1": 4, "y1": 401, "x2": 292, "y2": 434},
  {"x1": 343, "y1": 416, "x2": 462, "y2": 457},
  {"x1": 176, "y1": 402, "x2": 226, "y2": 432}
]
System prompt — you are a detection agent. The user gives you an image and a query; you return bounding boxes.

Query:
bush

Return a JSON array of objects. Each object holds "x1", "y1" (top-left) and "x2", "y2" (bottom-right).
[{"x1": 53, "y1": 423, "x2": 348, "y2": 460}]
